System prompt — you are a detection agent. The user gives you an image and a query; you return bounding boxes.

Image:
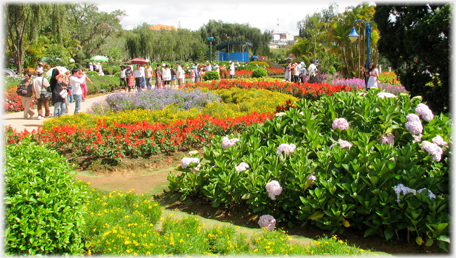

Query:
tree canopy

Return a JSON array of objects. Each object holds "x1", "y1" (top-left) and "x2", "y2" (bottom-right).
[{"x1": 374, "y1": 4, "x2": 451, "y2": 114}]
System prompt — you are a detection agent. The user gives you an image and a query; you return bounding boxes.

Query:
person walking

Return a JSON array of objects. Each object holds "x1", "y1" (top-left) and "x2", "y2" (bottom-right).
[
  {"x1": 366, "y1": 62, "x2": 379, "y2": 91},
  {"x1": 18, "y1": 72, "x2": 35, "y2": 119},
  {"x1": 191, "y1": 66, "x2": 196, "y2": 83},
  {"x1": 125, "y1": 65, "x2": 134, "y2": 92},
  {"x1": 170, "y1": 64, "x2": 177, "y2": 88},
  {"x1": 176, "y1": 62, "x2": 185, "y2": 88},
  {"x1": 79, "y1": 68, "x2": 93, "y2": 102},
  {"x1": 284, "y1": 60, "x2": 291, "y2": 82},
  {"x1": 363, "y1": 65, "x2": 371, "y2": 91},
  {"x1": 52, "y1": 74, "x2": 67, "y2": 117},
  {"x1": 69, "y1": 68, "x2": 86, "y2": 114},
  {"x1": 32, "y1": 70, "x2": 51, "y2": 119},
  {"x1": 308, "y1": 60, "x2": 317, "y2": 83},
  {"x1": 229, "y1": 60, "x2": 235, "y2": 79},
  {"x1": 294, "y1": 62, "x2": 301, "y2": 84},
  {"x1": 145, "y1": 63, "x2": 153, "y2": 90},
  {"x1": 120, "y1": 65, "x2": 127, "y2": 90},
  {"x1": 162, "y1": 64, "x2": 171, "y2": 87},
  {"x1": 139, "y1": 64, "x2": 146, "y2": 89},
  {"x1": 205, "y1": 61, "x2": 212, "y2": 71},
  {"x1": 155, "y1": 63, "x2": 162, "y2": 89},
  {"x1": 194, "y1": 62, "x2": 199, "y2": 82},
  {"x1": 300, "y1": 62, "x2": 307, "y2": 84},
  {"x1": 133, "y1": 65, "x2": 143, "y2": 92}
]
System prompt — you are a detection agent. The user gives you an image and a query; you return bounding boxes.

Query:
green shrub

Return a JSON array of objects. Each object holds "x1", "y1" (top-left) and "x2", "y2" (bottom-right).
[
  {"x1": 5, "y1": 138, "x2": 89, "y2": 255},
  {"x1": 114, "y1": 72, "x2": 120, "y2": 78},
  {"x1": 249, "y1": 61, "x2": 270, "y2": 68},
  {"x1": 87, "y1": 75, "x2": 119, "y2": 94},
  {"x1": 203, "y1": 71, "x2": 219, "y2": 81},
  {"x1": 87, "y1": 71, "x2": 98, "y2": 76},
  {"x1": 168, "y1": 90, "x2": 451, "y2": 251},
  {"x1": 252, "y1": 68, "x2": 268, "y2": 78}
]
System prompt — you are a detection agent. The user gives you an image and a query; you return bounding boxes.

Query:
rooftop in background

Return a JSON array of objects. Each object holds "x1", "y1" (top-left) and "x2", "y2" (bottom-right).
[{"x1": 149, "y1": 24, "x2": 178, "y2": 31}]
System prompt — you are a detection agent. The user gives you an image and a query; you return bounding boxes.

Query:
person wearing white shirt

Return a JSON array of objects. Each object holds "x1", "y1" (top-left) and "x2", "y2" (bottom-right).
[
  {"x1": 308, "y1": 60, "x2": 318, "y2": 83},
  {"x1": 294, "y1": 63, "x2": 301, "y2": 84},
  {"x1": 139, "y1": 64, "x2": 146, "y2": 89},
  {"x1": 133, "y1": 65, "x2": 143, "y2": 92},
  {"x1": 176, "y1": 62, "x2": 185, "y2": 87},
  {"x1": 69, "y1": 68, "x2": 86, "y2": 114},
  {"x1": 205, "y1": 61, "x2": 212, "y2": 72},
  {"x1": 162, "y1": 64, "x2": 171, "y2": 87},
  {"x1": 229, "y1": 60, "x2": 235, "y2": 79}
]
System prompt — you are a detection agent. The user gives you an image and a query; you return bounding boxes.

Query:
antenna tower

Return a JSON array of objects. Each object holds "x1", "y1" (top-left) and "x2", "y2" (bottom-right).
[{"x1": 277, "y1": 18, "x2": 279, "y2": 33}]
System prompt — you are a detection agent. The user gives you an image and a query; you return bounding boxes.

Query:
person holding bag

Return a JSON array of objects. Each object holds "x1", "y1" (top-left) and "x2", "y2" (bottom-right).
[
  {"x1": 32, "y1": 70, "x2": 51, "y2": 120},
  {"x1": 18, "y1": 72, "x2": 35, "y2": 119},
  {"x1": 52, "y1": 74, "x2": 68, "y2": 117}
]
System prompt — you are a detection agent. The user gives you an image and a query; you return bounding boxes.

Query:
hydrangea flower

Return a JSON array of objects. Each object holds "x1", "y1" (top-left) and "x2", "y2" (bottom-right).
[
  {"x1": 421, "y1": 141, "x2": 443, "y2": 162},
  {"x1": 181, "y1": 157, "x2": 200, "y2": 169},
  {"x1": 265, "y1": 180, "x2": 282, "y2": 200},
  {"x1": 393, "y1": 184, "x2": 417, "y2": 203},
  {"x1": 330, "y1": 139, "x2": 353, "y2": 149},
  {"x1": 381, "y1": 133, "x2": 395, "y2": 145},
  {"x1": 332, "y1": 118, "x2": 349, "y2": 130},
  {"x1": 413, "y1": 134, "x2": 423, "y2": 143},
  {"x1": 222, "y1": 136, "x2": 239, "y2": 149},
  {"x1": 307, "y1": 173, "x2": 317, "y2": 187},
  {"x1": 276, "y1": 143, "x2": 296, "y2": 156},
  {"x1": 406, "y1": 113, "x2": 421, "y2": 122},
  {"x1": 417, "y1": 188, "x2": 437, "y2": 199},
  {"x1": 275, "y1": 112, "x2": 286, "y2": 117},
  {"x1": 235, "y1": 162, "x2": 249, "y2": 172},
  {"x1": 377, "y1": 92, "x2": 397, "y2": 99},
  {"x1": 432, "y1": 135, "x2": 449, "y2": 149},
  {"x1": 416, "y1": 103, "x2": 434, "y2": 121},
  {"x1": 405, "y1": 120, "x2": 423, "y2": 135},
  {"x1": 258, "y1": 215, "x2": 276, "y2": 231}
]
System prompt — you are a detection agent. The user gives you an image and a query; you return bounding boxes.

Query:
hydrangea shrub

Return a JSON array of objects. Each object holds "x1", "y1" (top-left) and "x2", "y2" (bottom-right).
[{"x1": 168, "y1": 89, "x2": 451, "y2": 250}]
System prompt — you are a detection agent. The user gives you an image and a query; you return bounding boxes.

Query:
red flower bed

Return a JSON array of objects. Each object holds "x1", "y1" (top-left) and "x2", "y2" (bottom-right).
[
  {"x1": 266, "y1": 68, "x2": 284, "y2": 76},
  {"x1": 4, "y1": 86, "x2": 37, "y2": 112},
  {"x1": 235, "y1": 70, "x2": 252, "y2": 78},
  {"x1": 184, "y1": 79, "x2": 352, "y2": 100},
  {"x1": 5, "y1": 112, "x2": 273, "y2": 165}
]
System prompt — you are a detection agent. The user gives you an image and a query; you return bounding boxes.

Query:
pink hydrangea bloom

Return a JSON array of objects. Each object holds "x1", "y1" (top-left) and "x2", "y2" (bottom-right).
[
  {"x1": 381, "y1": 133, "x2": 395, "y2": 145},
  {"x1": 416, "y1": 103, "x2": 434, "y2": 121},
  {"x1": 181, "y1": 157, "x2": 200, "y2": 169},
  {"x1": 258, "y1": 215, "x2": 276, "y2": 231},
  {"x1": 413, "y1": 134, "x2": 423, "y2": 143},
  {"x1": 235, "y1": 162, "x2": 249, "y2": 172},
  {"x1": 222, "y1": 136, "x2": 239, "y2": 149},
  {"x1": 307, "y1": 173, "x2": 317, "y2": 186},
  {"x1": 330, "y1": 139, "x2": 353, "y2": 149},
  {"x1": 276, "y1": 143, "x2": 296, "y2": 156},
  {"x1": 377, "y1": 92, "x2": 397, "y2": 99},
  {"x1": 421, "y1": 141, "x2": 443, "y2": 162},
  {"x1": 432, "y1": 135, "x2": 449, "y2": 149},
  {"x1": 332, "y1": 118, "x2": 349, "y2": 130},
  {"x1": 265, "y1": 180, "x2": 282, "y2": 200},
  {"x1": 406, "y1": 113, "x2": 421, "y2": 122},
  {"x1": 405, "y1": 120, "x2": 423, "y2": 135}
]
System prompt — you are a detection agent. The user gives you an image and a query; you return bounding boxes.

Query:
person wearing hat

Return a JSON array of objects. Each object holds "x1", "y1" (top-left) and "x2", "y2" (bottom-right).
[
  {"x1": 190, "y1": 66, "x2": 196, "y2": 83},
  {"x1": 229, "y1": 60, "x2": 235, "y2": 79},
  {"x1": 36, "y1": 61, "x2": 44, "y2": 75},
  {"x1": 176, "y1": 62, "x2": 186, "y2": 88},
  {"x1": 125, "y1": 65, "x2": 133, "y2": 92},
  {"x1": 32, "y1": 69, "x2": 51, "y2": 119},
  {"x1": 205, "y1": 61, "x2": 212, "y2": 72},
  {"x1": 87, "y1": 62, "x2": 93, "y2": 71},
  {"x1": 214, "y1": 64, "x2": 220, "y2": 80},
  {"x1": 293, "y1": 62, "x2": 301, "y2": 84},
  {"x1": 308, "y1": 60, "x2": 318, "y2": 83}
]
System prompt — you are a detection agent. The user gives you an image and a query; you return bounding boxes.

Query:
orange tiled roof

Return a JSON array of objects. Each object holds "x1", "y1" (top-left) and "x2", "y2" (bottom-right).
[{"x1": 149, "y1": 24, "x2": 178, "y2": 31}]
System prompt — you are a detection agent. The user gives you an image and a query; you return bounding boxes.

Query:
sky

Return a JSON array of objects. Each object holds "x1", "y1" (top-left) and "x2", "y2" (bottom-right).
[{"x1": 96, "y1": 0, "x2": 376, "y2": 36}]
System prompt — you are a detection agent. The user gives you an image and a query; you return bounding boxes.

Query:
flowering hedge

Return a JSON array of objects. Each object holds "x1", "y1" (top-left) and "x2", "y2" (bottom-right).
[
  {"x1": 5, "y1": 112, "x2": 273, "y2": 166},
  {"x1": 168, "y1": 89, "x2": 451, "y2": 251},
  {"x1": 184, "y1": 79, "x2": 352, "y2": 100},
  {"x1": 4, "y1": 86, "x2": 37, "y2": 113}
]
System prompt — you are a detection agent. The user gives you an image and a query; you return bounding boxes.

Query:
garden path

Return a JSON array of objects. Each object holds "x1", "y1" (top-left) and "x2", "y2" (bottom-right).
[{"x1": 3, "y1": 93, "x2": 112, "y2": 133}]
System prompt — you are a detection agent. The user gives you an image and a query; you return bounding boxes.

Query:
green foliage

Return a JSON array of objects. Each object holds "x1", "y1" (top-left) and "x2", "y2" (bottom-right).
[
  {"x1": 87, "y1": 71, "x2": 99, "y2": 76},
  {"x1": 374, "y1": 4, "x2": 451, "y2": 114},
  {"x1": 203, "y1": 71, "x2": 219, "y2": 81},
  {"x1": 248, "y1": 61, "x2": 270, "y2": 68},
  {"x1": 252, "y1": 68, "x2": 268, "y2": 78},
  {"x1": 4, "y1": 137, "x2": 89, "y2": 255},
  {"x1": 86, "y1": 75, "x2": 119, "y2": 93},
  {"x1": 168, "y1": 90, "x2": 451, "y2": 250}
]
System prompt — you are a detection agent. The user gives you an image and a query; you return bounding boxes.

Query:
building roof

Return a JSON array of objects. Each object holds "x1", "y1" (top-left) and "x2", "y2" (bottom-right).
[
  {"x1": 215, "y1": 41, "x2": 253, "y2": 51},
  {"x1": 149, "y1": 24, "x2": 178, "y2": 31}
]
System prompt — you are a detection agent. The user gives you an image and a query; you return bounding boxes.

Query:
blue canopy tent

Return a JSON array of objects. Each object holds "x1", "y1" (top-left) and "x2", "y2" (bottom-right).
[{"x1": 215, "y1": 41, "x2": 253, "y2": 62}]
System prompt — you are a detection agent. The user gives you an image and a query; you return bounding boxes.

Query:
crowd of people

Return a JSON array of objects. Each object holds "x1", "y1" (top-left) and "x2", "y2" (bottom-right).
[{"x1": 284, "y1": 59, "x2": 318, "y2": 84}]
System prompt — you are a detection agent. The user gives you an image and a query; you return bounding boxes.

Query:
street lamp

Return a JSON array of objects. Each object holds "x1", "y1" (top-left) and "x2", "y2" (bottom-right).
[
  {"x1": 208, "y1": 37, "x2": 214, "y2": 61},
  {"x1": 348, "y1": 19, "x2": 375, "y2": 70}
]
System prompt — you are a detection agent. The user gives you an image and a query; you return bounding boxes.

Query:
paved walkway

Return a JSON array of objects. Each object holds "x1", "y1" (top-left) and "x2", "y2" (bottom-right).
[{"x1": 3, "y1": 93, "x2": 112, "y2": 133}]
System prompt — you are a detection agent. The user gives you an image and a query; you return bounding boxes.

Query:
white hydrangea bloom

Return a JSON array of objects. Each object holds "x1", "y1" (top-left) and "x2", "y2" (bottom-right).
[
  {"x1": 421, "y1": 141, "x2": 443, "y2": 162},
  {"x1": 377, "y1": 92, "x2": 397, "y2": 99},
  {"x1": 432, "y1": 135, "x2": 449, "y2": 149},
  {"x1": 416, "y1": 103, "x2": 434, "y2": 122},
  {"x1": 181, "y1": 157, "x2": 200, "y2": 169},
  {"x1": 276, "y1": 143, "x2": 296, "y2": 156},
  {"x1": 258, "y1": 215, "x2": 276, "y2": 231},
  {"x1": 405, "y1": 120, "x2": 423, "y2": 135},
  {"x1": 235, "y1": 162, "x2": 249, "y2": 172},
  {"x1": 275, "y1": 112, "x2": 286, "y2": 117},
  {"x1": 265, "y1": 180, "x2": 283, "y2": 200},
  {"x1": 222, "y1": 136, "x2": 240, "y2": 149}
]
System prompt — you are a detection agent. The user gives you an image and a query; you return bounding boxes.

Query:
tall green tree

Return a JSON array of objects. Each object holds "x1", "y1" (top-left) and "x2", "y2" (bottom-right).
[{"x1": 374, "y1": 4, "x2": 451, "y2": 114}]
